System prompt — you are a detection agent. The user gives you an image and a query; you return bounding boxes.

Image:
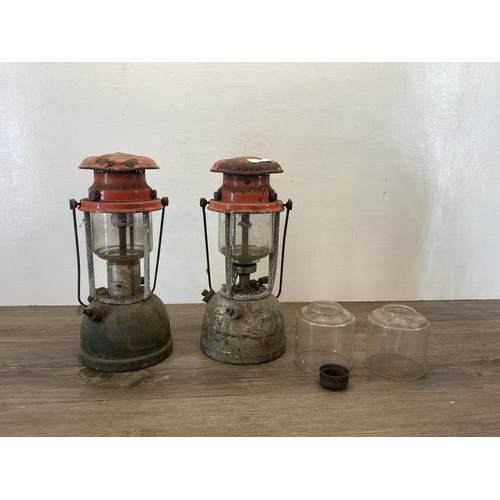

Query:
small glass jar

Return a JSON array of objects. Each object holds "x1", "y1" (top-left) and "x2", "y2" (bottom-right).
[
  {"x1": 295, "y1": 301, "x2": 355, "y2": 374},
  {"x1": 365, "y1": 304, "x2": 430, "y2": 380}
]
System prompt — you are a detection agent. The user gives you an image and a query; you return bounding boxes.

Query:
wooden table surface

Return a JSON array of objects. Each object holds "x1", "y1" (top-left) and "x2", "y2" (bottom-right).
[{"x1": 1, "y1": 300, "x2": 500, "y2": 436}]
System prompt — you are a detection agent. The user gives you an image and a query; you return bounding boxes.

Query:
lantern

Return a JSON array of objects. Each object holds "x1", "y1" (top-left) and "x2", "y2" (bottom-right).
[
  {"x1": 69, "y1": 152, "x2": 173, "y2": 372},
  {"x1": 200, "y1": 156, "x2": 293, "y2": 365}
]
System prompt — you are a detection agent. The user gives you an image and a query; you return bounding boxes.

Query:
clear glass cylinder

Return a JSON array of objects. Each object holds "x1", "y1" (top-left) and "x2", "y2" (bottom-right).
[
  {"x1": 295, "y1": 301, "x2": 355, "y2": 374},
  {"x1": 365, "y1": 304, "x2": 430, "y2": 380},
  {"x1": 218, "y1": 213, "x2": 274, "y2": 264},
  {"x1": 92, "y1": 212, "x2": 153, "y2": 262}
]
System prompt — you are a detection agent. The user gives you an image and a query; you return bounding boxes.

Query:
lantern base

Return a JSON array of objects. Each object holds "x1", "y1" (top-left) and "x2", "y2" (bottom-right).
[
  {"x1": 79, "y1": 293, "x2": 173, "y2": 372},
  {"x1": 200, "y1": 291, "x2": 286, "y2": 365}
]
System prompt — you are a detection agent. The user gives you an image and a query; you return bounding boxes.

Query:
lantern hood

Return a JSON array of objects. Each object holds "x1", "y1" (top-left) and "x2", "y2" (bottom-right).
[
  {"x1": 208, "y1": 156, "x2": 284, "y2": 214},
  {"x1": 78, "y1": 152, "x2": 163, "y2": 213},
  {"x1": 79, "y1": 152, "x2": 160, "y2": 172}
]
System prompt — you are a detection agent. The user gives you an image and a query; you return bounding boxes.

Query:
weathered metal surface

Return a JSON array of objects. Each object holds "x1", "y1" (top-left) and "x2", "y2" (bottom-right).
[
  {"x1": 208, "y1": 173, "x2": 283, "y2": 214},
  {"x1": 106, "y1": 260, "x2": 141, "y2": 298},
  {"x1": 143, "y1": 212, "x2": 151, "y2": 300},
  {"x1": 219, "y1": 283, "x2": 270, "y2": 301},
  {"x1": 224, "y1": 212, "x2": 234, "y2": 297},
  {"x1": 84, "y1": 212, "x2": 96, "y2": 300},
  {"x1": 79, "y1": 293, "x2": 173, "y2": 372},
  {"x1": 96, "y1": 288, "x2": 144, "y2": 305},
  {"x1": 201, "y1": 291, "x2": 286, "y2": 365},
  {"x1": 210, "y1": 156, "x2": 283, "y2": 175}
]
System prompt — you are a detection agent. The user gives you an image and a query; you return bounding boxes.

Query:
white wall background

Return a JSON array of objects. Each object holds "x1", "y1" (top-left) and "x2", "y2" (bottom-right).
[{"x1": 1, "y1": 62, "x2": 500, "y2": 306}]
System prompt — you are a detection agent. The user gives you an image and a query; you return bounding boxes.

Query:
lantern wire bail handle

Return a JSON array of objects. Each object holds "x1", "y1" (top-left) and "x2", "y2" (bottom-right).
[
  {"x1": 69, "y1": 199, "x2": 87, "y2": 308},
  {"x1": 200, "y1": 198, "x2": 213, "y2": 293},
  {"x1": 151, "y1": 197, "x2": 169, "y2": 294},
  {"x1": 276, "y1": 199, "x2": 293, "y2": 299}
]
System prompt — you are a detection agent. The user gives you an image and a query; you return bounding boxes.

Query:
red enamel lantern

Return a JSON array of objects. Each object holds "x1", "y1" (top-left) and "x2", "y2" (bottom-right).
[
  {"x1": 70, "y1": 152, "x2": 173, "y2": 372},
  {"x1": 200, "y1": 156, "x2": 292, "y2": 365}
]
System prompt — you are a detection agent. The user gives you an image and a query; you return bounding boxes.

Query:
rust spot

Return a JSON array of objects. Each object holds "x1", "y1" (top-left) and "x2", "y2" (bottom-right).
[
  {"x1": 387, "y1": 370, "x2": 404, "y2": 378},
  {"x1": 123, "y1": 158, "x2": 139, "y2": 169},
  {"x1": 211, "y1": 156, "x2": 283, "y2": 175},
  {"x1": 79, "y1": 153, "x2": 160, "y2": 171},
  {"x1": 95, "y1": 156, "x2": 116, "y2": 168}
]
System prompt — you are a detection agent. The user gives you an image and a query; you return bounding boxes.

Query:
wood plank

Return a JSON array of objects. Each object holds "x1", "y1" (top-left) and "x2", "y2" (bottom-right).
[
  {"x1": 1, "y1": 389, "x2": 498, "y2": 437},
  {"x1": 1, "y1": 301, "x2": 500, "y2": 436}
]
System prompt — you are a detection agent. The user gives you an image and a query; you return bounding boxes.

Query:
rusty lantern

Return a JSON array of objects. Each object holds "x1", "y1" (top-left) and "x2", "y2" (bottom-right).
[
  {"x1": 200, "y1": 156, "x2": 292, "y2": 365},
  {"x1": 69, "y1": 152, "x2": 173, "y2": 372}
]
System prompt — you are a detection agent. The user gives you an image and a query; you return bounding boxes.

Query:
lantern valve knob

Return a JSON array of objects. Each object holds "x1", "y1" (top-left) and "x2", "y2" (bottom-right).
[{"x1": 77, "y1": 305, "x2": 103, "y2": 322}]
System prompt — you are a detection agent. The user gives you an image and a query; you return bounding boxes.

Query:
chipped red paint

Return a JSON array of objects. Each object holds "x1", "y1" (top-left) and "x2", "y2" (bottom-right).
[
  {"x1": 208, "y1": 156, "x2": 284, "y2": 214},
  {"x1": 79, "y1": 152, "x2": 160, "y2": 172},
  {"x1": 78, "y1": 153, "x2": 162, "y2": 213}
]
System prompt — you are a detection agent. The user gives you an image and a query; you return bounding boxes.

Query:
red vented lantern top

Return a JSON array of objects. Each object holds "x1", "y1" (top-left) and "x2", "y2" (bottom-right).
[
  {"x1": 78, "y1": 152, "x2": 163, "y2": 213},
  {"x1": 208, "y1": 156, "x2": 284, "y2": 214}
]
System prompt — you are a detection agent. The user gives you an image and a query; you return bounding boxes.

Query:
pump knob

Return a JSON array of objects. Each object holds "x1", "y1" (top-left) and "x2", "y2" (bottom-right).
[{"x1": 77, "y1": 305, "x2": 103, "y2": 322}]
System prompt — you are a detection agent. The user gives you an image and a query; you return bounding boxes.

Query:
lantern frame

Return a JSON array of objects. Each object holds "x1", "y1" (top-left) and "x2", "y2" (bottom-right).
[
  {"x1": 204, "y1": 156, "x2": 288, "y2": 300},
  {"x1": 75, "y1": 152, "x2": 167, "y2": 304}
]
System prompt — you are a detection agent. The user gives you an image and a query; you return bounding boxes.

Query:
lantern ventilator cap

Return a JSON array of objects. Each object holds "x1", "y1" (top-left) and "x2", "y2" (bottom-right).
[
  {"x1": 211, "y1": 156, "x2": 283, "y2": 175},
  {"x1": 77, "y1": 152, "x2": 163, "y2": 213},
  {"x1": 79, "y1": 152, "x2": 160, "y2": 172},
  {"x1": 207, "y1": 156, "x2": 284, "y2": 214}
]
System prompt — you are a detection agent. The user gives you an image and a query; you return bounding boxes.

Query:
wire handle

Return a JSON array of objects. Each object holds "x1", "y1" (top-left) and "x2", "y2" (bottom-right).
[
  {"x1": 151, "y1": 197, "x2": 169, "y2": 294},
  {"x1": 276, "y1": 199, "x2": 293, "y2": 299},
  {"x1": 200, "y1": 198, "x2": 213, "y2": 292},
  {"x1": 69, "y1": 199, "x2": 87, "y2": 307}
]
